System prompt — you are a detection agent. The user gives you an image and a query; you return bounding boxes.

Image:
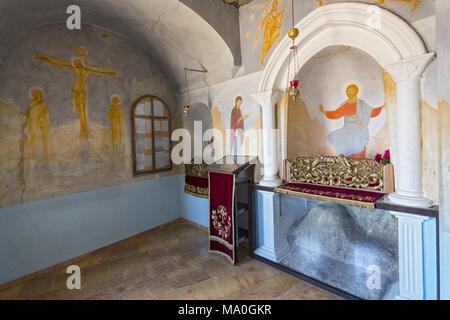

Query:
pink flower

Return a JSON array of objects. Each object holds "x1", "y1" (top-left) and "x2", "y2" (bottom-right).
[
  {"x1": 375, "y1": 153, "x2": 382, "y2": 163},
  {"x1": 383, "y1": 149, "x2": 391, "y2": 160}
]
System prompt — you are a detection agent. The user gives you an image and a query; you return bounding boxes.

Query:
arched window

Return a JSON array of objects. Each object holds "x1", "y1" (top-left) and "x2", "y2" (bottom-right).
[{"x1": 131, "y1": 95, "x2": 172, "y2": 175}]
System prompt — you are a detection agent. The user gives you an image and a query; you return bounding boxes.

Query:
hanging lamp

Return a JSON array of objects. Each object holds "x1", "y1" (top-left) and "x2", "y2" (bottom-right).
[
  {"x1": 183, "y1": 68, "x2": 191, "y2": 116},
  {"x1": 286, "y1": 0, "x2": 302, "y2": 103},
  {"x1": 183, "y1": 66, "x2": 208, "y2": 117}
]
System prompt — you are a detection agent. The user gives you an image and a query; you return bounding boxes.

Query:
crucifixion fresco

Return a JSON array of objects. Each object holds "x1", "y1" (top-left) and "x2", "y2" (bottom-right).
[{"x1": 36, "y1": 47, "x2": 118, "y2": 138}]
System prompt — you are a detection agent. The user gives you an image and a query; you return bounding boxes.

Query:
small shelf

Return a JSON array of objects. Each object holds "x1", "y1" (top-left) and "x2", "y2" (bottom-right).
[
  {"x1": 237, "y1": 202, "x2": 248, "y2": 216},
  {"x1": 238, "y1": 228, "x2": 249, "y2": 245}
]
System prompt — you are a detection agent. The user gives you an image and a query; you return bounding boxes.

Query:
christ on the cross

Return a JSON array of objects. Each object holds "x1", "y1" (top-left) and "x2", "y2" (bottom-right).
[{"x1": 36, "y1": 47, "x2": 118, "y2": 138}]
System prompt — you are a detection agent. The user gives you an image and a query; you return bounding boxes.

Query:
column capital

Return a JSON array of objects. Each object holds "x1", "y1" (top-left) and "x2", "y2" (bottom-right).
[
  {"x1": 384, "y1": 53, "x2": 435, "y2": 83},
  {"x1": 251, "y1": 90, "x2": 282, "y2": 108}
]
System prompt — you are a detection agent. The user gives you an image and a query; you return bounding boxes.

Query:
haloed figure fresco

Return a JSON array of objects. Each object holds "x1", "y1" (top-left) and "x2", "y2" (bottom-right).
[
  {"x1": 230, "y1": 96, "x2": 249, "y2": 155},
  {"x1": 108, "y1": 96, "x2": 124, "y2": 153},
  {"x1": 319, "y1": 84, "x2": 384, "y2": 159},
  {"x1": 36, "y1": 47, "x2": 118, "y2": 139},
  {"x1": 257, "y1": 0, "x2": 285, "y2": 65},
  {"x1": 27, "y1": 88, "x2": 50, "y2": 158}
]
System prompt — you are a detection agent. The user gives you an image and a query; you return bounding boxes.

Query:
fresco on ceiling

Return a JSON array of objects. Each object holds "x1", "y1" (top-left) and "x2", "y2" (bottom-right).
[
  {"x1": 287, "y1": 46, "x2": 391, "y2": 161},
  {"x1": 255, "y1": 0, "x2": 286, "y2": 65},
  {"x1": 240, "y1": 0, "x2": 434, "y2": 75},
  {"x1": 376, "y1": 0, "x2": 422, "y2": 11},
  {"x1": 0, "y1": 24, "x2": 176, "y2": 208}
]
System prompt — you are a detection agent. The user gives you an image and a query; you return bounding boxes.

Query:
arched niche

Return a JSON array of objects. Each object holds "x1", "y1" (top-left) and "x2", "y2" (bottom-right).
[
  {"x1": 184, "y1": 102, "x2": 212, "y2": 160},
  {"x1": 287, "y1": 46, "x2": 392, "y2": 161},
  {"x1": 258, "y1": 2, "x2": 428, "y2": 93},
  {"x1": 252, "y1": 2, "x2": 435, "y2": 207}
]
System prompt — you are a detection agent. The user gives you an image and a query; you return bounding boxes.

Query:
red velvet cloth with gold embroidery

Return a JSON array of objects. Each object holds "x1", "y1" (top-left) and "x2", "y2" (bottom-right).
[
  {"x1": 276, "y1": 182, "x2": 385, "y2": 209},
  {"x1": 184, "y1": 175, "x2": 209, "y2": 198},
  {"x1": 209, "y1": 172, "x2": 236, "y2": 264}
]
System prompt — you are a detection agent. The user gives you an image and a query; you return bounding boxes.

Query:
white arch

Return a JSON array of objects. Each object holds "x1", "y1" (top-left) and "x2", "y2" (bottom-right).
[
  {"x1": 259, "y1": 2, "x2": 427, "y2": 92},
  {"x1": 253, "y1": 2, "x2": 435, "y2": 209}
]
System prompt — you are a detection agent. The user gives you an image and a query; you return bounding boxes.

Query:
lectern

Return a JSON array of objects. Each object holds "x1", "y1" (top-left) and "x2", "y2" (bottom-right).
[{"x1": 206, "y1": 156, "x2": 257, "y2": 264}]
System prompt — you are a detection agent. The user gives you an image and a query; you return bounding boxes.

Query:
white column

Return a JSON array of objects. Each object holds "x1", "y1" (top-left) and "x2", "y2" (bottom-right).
[
  {"x1": 255, "y1": 191, "x2": 289, "y2": 262},
  {"x1": 390, "y1": 211, "x2": 430, "y2": 300},
  {"x1": 251, "y1": 90, "x2": 282, "y2": 187},
  {"x1": 384, "y1": 53, "x2": 435, "y2": 208}
]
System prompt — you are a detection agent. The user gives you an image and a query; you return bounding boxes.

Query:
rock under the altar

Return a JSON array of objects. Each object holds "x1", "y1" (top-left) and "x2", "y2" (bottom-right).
[{"x1": 276, "y1": 196, "x2": 399, "y2": 300}]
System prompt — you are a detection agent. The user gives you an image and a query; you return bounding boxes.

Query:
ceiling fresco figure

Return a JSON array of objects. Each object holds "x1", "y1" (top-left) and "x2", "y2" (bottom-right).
[
  {"x1": 319, "y1": 84, "x2": 385, "y2": 159},
  {"x1": 26, "y1": 88, "x2": 49, "y2": 158},
  {"x1": 376, "y1": 0, "x2": 422, "y2": 12},
  {"x1": 36, "y1": 47, "x2": 118, "y2": 139},
  {"x1": 256, "y1": 0, "x2": 285, "y2": 65}
]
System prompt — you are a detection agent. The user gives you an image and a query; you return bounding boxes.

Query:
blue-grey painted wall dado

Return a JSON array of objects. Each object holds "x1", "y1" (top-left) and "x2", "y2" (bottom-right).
[
  {"x1": 180, "y1": 176, "x2": 209, "y2": 228},
  {"x1": 0, "y1": 174, "x2": 180, "y2": 285},
  {"x1": 441, "y1": 232, "x2": 450, "y2": 300}
]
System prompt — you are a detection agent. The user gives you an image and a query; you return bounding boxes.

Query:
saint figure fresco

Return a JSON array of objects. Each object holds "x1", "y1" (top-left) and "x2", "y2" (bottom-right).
[
  {"x1": 108, "y1": 96, "x2": 124, "y2": 152},
  {"x1": 27, "y1": 88, "x2": 49, "y2": 157},
  {"x1": 36, "y1": 47, "x2": 118, "y2": 138},
  {"x1": 256, "y1": 0, "x2": 285, "y2": 65},
  {"x1": 230, "y1": 96, "x2": 249, "y2": 154},
  {"x1": 319, "y1": 84, "x2": 384, "y2": 159}
]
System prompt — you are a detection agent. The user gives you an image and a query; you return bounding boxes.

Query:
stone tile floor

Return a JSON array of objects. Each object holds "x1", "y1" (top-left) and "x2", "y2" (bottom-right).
[{"x1": 0, "y1": 220, "x2": 339, "y2": 300}]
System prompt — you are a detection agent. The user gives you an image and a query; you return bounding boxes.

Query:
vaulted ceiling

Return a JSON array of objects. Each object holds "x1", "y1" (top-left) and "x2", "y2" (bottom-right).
[{"x1": 0, "y1": 0, "x2": 242, "y2": 89}]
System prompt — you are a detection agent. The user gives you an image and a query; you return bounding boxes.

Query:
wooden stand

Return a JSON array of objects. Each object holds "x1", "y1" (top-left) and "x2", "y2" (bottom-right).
[{"x1": 206, "y1": 156, "x2": 256, "y2": 264}]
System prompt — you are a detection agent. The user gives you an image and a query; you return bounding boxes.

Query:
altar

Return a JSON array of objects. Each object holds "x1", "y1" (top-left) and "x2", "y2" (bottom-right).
[{"x1": 249, "y1": 155, "x2": 439, "y2": 300}]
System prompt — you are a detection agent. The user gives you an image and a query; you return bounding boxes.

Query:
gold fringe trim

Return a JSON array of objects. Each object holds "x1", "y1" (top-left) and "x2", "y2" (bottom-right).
[
  {"x1": 209, "y1": 250, "x2": 235, "y2": 265},
  {"x1": 210, "y1": 236, "x2": 234, "y2": 250},
  {"x1": 275, "y1": 188, "x2": 376, "y2": 209},
  {"x1": 208, "y1": 173, "x2": 236, "y2": 265},
  {"x1": 184, "y1": 189, "x2": 209, "y2": 199},
  {"x1": 184, "y1": 184, "x2": 209, "y2": 198}
]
